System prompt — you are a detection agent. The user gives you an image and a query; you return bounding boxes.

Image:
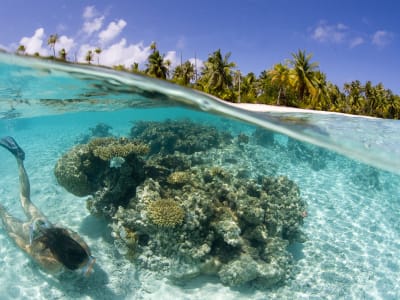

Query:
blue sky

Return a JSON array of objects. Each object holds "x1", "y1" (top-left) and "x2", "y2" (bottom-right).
[{"x1": 1, "y1": 0, "x2": 399, "y2": 93}]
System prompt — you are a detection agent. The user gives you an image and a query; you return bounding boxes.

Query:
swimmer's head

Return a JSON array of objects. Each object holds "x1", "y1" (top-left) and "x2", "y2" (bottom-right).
[{"x1": 38, "y1": 227, "x2": 95, "y2": 275}]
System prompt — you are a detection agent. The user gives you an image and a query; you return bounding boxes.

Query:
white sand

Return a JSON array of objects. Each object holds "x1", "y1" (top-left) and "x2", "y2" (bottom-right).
[{"x1": 230, "y1": 103, "x2": 377, "y2": 119}]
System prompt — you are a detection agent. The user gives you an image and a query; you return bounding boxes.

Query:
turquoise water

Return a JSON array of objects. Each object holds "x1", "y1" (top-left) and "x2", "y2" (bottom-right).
[{"x1": 0, "y1": 53, "x2": 400, "y2": 299}]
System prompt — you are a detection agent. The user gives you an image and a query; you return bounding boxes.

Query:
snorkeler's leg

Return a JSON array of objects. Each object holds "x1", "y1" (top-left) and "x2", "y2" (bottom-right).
[
  {"x1": 0, "y1": 136, "x2": 39, "y2": 218},
  {"x1": 0, "y1": 136, "x2": 25, "y2": 160},
  {"x1": 16, "y1": 158, "x2": 47, "y2": 221},
  {"x1": 0, "y1": 204, "x2": 29, "y2": 249}
]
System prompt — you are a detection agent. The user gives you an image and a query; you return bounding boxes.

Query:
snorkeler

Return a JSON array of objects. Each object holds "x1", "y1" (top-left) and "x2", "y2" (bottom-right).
[{"x1": 0, "y1": 136, "x2": 95, "y2": 277}]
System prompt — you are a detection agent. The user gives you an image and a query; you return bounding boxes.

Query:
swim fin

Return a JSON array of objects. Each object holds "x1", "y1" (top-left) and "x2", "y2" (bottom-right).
[{"x1": 0, "y1": 136, "x2": 25, "y2": 160}]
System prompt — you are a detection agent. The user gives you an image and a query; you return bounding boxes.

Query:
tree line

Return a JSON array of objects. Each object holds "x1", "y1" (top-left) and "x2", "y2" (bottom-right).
[{"x1": 16, "y1": 35, "x2": 400, "y2": 119}]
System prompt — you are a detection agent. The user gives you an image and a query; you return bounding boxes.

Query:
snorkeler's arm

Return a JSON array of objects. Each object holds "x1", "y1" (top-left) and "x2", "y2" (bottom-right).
[
  {"x1": 34, "y1": 255, "x2": 64, "y2": 274},
  {"x1": 11, "y1": 237, "x2": 64, "y2": 274},
  {"x1": 8, "y1": 232, "x2": 29, "y2": 252}
]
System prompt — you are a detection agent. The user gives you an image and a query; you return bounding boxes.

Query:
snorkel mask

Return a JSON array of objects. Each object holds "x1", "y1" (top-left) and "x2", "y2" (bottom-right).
[
  {"x1": 77, "y1": 255, "x2": 96, "y2": 277},
  {"x1": 29, "y1": 219, "x2": 51, "y2": 245}
]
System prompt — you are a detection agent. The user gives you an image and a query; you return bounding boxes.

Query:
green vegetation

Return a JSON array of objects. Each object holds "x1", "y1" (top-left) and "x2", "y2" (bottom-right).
[{"x1": 15, "y1": 38, "x2": 400, "y2": 119}]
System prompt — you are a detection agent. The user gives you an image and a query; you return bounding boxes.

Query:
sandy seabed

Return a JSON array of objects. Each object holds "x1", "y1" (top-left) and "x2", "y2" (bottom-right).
[{"x1": 0, "y1": 107, "x2": 399, "y2": 300}]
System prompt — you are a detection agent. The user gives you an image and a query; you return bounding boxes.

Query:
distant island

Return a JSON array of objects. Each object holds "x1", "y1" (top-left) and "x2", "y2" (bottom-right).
[{"x1": 14, "y1": 35, "x2": 400, "y2": 119}]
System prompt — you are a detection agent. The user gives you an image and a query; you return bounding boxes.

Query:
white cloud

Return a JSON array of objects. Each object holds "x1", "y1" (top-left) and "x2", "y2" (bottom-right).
[
  {"x1": 58, "y1": 35, "x2": 75, "y2": 52},
  {"x1": 312, "y1": 22, "x2": 346, "y2": 43},
  {"x1": 189, "y1": 57, "x2": 204, "y2": 72},
  {"x1": 165, "y1": 51, "x2": 179, "y2": 68},
  {"x1": 83, "y1": 6, "x2": 98, "y2": 19},
  {"x1": 83, "y1": 16, "x2": 104, "y2": 35},
  {"x1": 311, "y1": 21, "x2": 371, "y2": 48},
  {"x1": 57, "y1": 23, "x2": 68, "y2": 32},
  {"x1": 176, "y1": 37, "x2": 185, "y2": 49},
  {"x1": 372, "y1": 30, "x2": 393, "y2": 47},
  {"x1": 19, "y1": 28, "x2": 49, "y2": 55},
  {"x1": 337, "y1": 23, "x2": 348, "y2": 30},
  {"x1": 78, "y1": 39, "x2": 151, "y2": 67},
  {"x1": 349, "y1": 37, "x2": 364, "y2": 48},
  {"x1": 98, "y1": 19, "x2": 127, "y2": 45},
  {"x1": 18, "y1": 28, "x2": 75, "y2": 57}
]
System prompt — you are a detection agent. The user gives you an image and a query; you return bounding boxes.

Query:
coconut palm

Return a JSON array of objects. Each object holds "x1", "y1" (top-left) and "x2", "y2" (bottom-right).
[
  {"x1": 289, "y1": 50, "x2": 319, "y2": 102},
  {"x1": 172, "y1": 60, "x2": 195, "y2": 86},
  {"x1": 343, "y1": 80, "x2": 363, "y2": 114},
  {"x1": 240, "y1": 72, "x2": 259, "y2": 103},
  {"x1": 16, "y1": 45, "x2": 26, "y2": 55},
  {"x1": 47, "y1": 34, "x2": 58, "y2": 57},
  {"x1": 131, "y1": 62, "x2": 140, "y2": 73},
  {"x1": 310, "y1": 71, "x2": 330, "y2": 110},
  {"x1": 94, "y1": 47, "x2": 102, "y2": 65},
  {"x1": 150, "y1": 41, "x2": 157, "y2": 53},
  {"x1": 199, "y1": 49, "x2": 236, "y2": 99},
  {"x1": 145, "y1": 50, "x2": 169, "y2": 79},
  {"x1": 268, "y1": 63, "x2": 291, "y2": 105},
  {"x1": 85, "y1": 50, "x2": 93, "y2": 64},
  {"x1": 59, "y1": 48, "x2": 67, "y2": 61}
]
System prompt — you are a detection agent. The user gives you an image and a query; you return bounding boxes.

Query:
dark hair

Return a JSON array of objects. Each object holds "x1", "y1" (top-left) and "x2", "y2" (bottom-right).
[{"x1": 38, "y1": 227, "x2": 88, "y2": 270}]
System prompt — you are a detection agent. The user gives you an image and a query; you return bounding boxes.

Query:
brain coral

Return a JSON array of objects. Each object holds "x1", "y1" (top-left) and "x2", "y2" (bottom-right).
[{"x1": 147, "y1": 199, "x2": 185, "y2": 227}]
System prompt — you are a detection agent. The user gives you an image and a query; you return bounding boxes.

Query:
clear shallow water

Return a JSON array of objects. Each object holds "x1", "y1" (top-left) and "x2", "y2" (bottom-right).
[{"x1": 0, "y1": 53, "x2": 399, "y2": 300}]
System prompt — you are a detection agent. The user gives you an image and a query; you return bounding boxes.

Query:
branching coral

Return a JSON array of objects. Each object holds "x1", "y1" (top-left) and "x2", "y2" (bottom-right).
[{"x1": 147, "y1": 199, "x2": 185, "y2": 227}]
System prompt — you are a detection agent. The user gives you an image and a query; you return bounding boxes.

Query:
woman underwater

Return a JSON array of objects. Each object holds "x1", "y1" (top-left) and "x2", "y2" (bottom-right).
[{"x1": 0, "y1": 136, "x2": 95, "y2": 277}]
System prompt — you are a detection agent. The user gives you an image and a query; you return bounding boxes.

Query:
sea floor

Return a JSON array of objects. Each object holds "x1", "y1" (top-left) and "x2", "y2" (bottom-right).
[{"x1": 0, "y1": 108, "x2": 399, "y2": 300}]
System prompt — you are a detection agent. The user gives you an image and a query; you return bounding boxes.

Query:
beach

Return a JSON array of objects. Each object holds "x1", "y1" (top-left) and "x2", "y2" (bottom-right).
[{"x1": 231, "y1": 103, "x2": 377, "y2": 119}]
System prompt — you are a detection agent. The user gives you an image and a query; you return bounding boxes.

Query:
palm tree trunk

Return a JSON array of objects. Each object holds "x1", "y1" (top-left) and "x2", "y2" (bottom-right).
[{"x1": 277, "y1": 88, "x2": 281, "y2": 105}]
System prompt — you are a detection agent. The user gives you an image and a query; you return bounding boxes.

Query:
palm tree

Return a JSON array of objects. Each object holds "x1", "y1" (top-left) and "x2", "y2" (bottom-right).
[
  {"x1": 172, "y1": 60, "x2": 195, "y2": 86},
  {"x1": 85, "y1": 50, "x2": 93, "y2": 64},
  {"x1": 240, "y1": 72, "x2": 259, "y2": 103},
  {"x1": 94, "y1": 47, "x2": 102, "y2": 65},
  {"x1": 59, "y1": 48, "x2": 67, "y2": 61},
  {"x1": 256, "y1": 70, "x2": 281, "y2": 104},
  {"x1": 268, "y1": 63, "x2": 291, "y2": 105},
  {"x1": 145, "y1": 50, "x2": 169, "y2": 79},
  {"x1": 131, "y1": 62, "x2": 140, "y2": 73},
  {"x1": 310, "y1": 71, "x2": 330, "y2": 110},
  {"x1": 199, "y1": 49, "x2": 236, "y2": 99},
  {"x1": 233, "y1": 70, "x2": 242, "y2": 102},
  {"x1": 343, "y1": 80, "x2": 363, "y2": 114},
  {"x1": 327, "y1": 83, "x2": 345, "y2": 112},
  {"x1": 150, "y1": 41, "x2": 157, "y2": 53},
  {"x1": 16, "y1": 45, "x2": 26, "y2": 55},
  {"x1": 47, "y1": 34, "x2": 58, "y2": 57},
  {"x1": 289, "y1": 50, "x2": 319, "y2": 103}
]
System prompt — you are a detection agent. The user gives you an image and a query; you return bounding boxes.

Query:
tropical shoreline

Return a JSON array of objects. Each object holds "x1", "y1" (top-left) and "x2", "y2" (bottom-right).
[{"x1": 231, "y1": 103, "x2": 378, "y2": 119}]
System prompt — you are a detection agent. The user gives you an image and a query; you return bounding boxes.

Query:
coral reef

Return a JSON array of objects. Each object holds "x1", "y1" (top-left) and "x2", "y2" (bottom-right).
[
  {"x1": 110, "y1": 165, "x2": 305, "y2": 288},
  {"x1": 55, "y1": 119, "x2": 307, "y2": 289},
  {"x1": 147, "y1": 199, "x2": 185, "y2": 227},
  {"x1": 88, "y1": 137, "x2": 149, "y2": 161},
  {"x1": 130, "y1": 119, "x2": 232, "y2": 155},
  {"x1": 54, "y1": 137, "x2": 148, "y2": 217}
]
